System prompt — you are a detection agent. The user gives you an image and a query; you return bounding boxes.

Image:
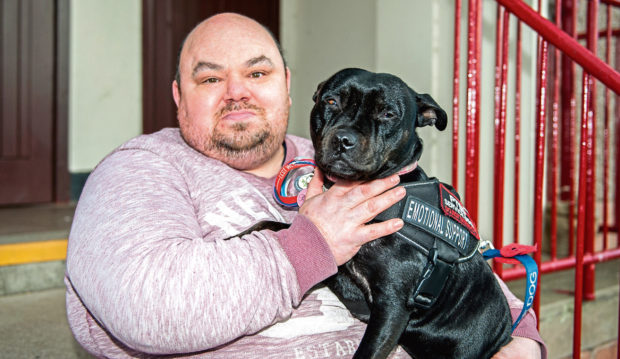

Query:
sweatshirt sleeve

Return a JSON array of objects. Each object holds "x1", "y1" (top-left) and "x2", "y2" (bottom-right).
[
  {"x1": 65, "y1": 149, "x2": 331, "y2": 355},
  {"x1": 273, "y1": 215, "x2": 338, "y2": 294},
  {"x1": 496, "y1": 274, "x2": 548, "y2": 359}
]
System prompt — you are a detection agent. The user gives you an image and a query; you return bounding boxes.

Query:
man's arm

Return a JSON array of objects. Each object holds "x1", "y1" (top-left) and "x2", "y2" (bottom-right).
[{"x1": 66, "y1": 149, "x2": 332, "y2": 354}]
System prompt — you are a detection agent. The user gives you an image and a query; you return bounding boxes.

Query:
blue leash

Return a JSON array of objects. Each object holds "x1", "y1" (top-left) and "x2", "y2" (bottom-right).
[{"x1": 482, "y1": 248, "x2": 539, "y2": 332}]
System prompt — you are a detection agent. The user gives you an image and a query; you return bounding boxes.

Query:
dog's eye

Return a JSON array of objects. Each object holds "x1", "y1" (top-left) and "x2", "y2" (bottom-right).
[
  {"x1": 381, "y1": 111, "x2": 396, "y2": 120},
  {"x1": 325, "y1": 98, "x2": 338, "y2": 106}
]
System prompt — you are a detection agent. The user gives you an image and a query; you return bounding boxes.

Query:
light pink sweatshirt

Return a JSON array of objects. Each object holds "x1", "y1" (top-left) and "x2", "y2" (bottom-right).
[{"x1": 65, "y1": 128, "x2": 546, "y2": 358}]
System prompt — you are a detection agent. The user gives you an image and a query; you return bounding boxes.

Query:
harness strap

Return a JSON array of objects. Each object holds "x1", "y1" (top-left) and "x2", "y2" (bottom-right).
[
  {"x1": 408, "y1": 240, "x2": 456, "y2": 309},
  {"x1": 482, "y1": 245, "x2": 539, "y2": 332}
]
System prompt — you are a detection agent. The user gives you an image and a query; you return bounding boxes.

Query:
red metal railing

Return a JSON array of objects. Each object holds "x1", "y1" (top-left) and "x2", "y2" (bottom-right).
[{"x1": 454, "y1": 0, "x2": 620, "y2": 357}]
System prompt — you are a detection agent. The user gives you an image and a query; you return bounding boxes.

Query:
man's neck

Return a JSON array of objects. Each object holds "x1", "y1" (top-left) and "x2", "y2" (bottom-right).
[{"x1": 243, "y1": 143, "x2": 286, "y2": 178}]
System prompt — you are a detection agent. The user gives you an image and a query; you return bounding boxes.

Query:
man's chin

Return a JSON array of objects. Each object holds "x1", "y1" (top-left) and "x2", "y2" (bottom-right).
[{"x1": 209, "y1": 140, "x2": 280, "y2": 170}]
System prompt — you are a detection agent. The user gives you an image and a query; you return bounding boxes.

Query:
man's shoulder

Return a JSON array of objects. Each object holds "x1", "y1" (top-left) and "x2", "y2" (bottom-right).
[
  {"x1": 285, "y1": 134, "x2": 314, "y2": 156},
  {"x1": 119, "y1": 128, "x2": 187, "y2": 153},
  {"x1": 95, "y1": 128, "x2": 215, "y2": 174}
]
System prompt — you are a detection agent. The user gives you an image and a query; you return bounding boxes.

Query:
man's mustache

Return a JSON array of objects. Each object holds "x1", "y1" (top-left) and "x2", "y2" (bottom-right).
[{"x1": 216, "y1": 102, "x2": 265, "y2": 119}]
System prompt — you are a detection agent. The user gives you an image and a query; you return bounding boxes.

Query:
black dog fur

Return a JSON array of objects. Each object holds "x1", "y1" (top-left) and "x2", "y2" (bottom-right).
[{"x1": 238, "y1": 68, "x2": 513, "y2": 359}]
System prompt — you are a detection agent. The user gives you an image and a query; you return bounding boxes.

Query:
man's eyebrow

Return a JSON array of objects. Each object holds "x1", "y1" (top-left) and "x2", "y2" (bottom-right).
[
  {"x1": 192, "y1": 61, "x2": 223, "y2": 77},
  {"x1": 245, "y1": 55, "x2": 274, "y2": 68}
]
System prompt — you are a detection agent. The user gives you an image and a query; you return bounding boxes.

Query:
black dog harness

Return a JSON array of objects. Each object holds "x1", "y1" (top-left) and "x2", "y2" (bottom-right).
[
  {"x1": 273, "y1": 159, "x2": 538, "y2": 330},
  {"x1": 374, "y1": 179, "x2": 480, "y2": 309}
]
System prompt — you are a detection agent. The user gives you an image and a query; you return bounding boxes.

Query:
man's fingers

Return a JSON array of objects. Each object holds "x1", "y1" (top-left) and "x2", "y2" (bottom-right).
[
  {"x1": 306, "y1": 168, "x2": 325, "y2": 197},
  {"x1": 357, "y1": 218, "x2": 404, "y2": 246},
  {"x1": 343, "y1": 174, "x2": 401, "y2": 206},
  {"x1": 357, "y1": 185, "x2": 406, "y2": 223}
]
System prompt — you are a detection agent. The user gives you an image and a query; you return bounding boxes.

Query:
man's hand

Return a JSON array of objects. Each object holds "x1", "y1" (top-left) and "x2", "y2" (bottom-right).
[
  {"x1": 299, "y1": 168, "x2": 406, "y2": 265},
  {"x1": 492, "y1": 337, "x2": 542, "y2": 359}
]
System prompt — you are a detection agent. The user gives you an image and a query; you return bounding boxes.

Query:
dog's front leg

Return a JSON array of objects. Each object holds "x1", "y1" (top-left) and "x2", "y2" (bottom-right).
[{"x1": 354, "y1": 301, "x2": 410, "y2": 359}]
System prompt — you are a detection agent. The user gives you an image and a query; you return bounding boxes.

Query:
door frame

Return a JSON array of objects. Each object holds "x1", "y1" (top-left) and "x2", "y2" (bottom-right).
[{"x1": 54, "y1": 0, "x2": 70, "y2": 202}]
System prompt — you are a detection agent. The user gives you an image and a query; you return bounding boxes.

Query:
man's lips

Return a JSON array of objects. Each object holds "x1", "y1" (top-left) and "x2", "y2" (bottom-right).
[{"x1": 221, "y1": 111, "x2": 256, "y2": 121}]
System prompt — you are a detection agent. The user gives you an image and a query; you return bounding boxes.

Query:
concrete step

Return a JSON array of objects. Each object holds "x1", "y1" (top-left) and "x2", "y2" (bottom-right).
[
  {"x1": 0, "y1": 287, "x2": 93, "y2": 359},
  {"x1": 0, "y1": 203, "x2": 74, "y2": 296},
  {"x1": 509, "y1": 259, "x2": 619, "y2": 358}
]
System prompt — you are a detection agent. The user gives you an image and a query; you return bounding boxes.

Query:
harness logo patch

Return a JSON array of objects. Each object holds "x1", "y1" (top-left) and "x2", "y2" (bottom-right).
[
  {"x1": 439, "y1": 184, "x2": 480, "y2": 240},
  {"x1": 402, "y1": 196, "x2": 469, "y2": 251}
]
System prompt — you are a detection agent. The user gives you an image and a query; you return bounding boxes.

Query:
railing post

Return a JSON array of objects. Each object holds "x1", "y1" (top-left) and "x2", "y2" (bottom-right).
[
  {"x1": 547, "y1": 0, "x2": 562, "y2": 261},
  {"x1": 574, "y1": 70, "x2": 592, "y2": 359},
  {"x1": 452, "y1": 0, "x2": 462, "y2": 191},
  {"x1": 533, "y1": 36, "x2": 548, "y2": 323},
  {"x1": 465, "y1": 0, "x2": 482, "y2": 222},
  {"x1": 513, "y1": 21, "x2": 522, "y2": 247},
  {"x1": 493, "y1": 6, "x2": 506, "y2": 274},
  {"x1": 561, "y1": 0, "x2": 578, "y2": 256},
  {"x1": 616, "y1": 38, "x2": 620, "y2": 233},
  {"x1": 583, "y1": 0, "x2": 599, "y2": 301}
]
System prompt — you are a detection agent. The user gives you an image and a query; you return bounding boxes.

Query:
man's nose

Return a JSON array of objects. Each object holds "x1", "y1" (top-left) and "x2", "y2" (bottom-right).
[{"x1": 225, "y1": 75, "x2": 251, "y2": 102}]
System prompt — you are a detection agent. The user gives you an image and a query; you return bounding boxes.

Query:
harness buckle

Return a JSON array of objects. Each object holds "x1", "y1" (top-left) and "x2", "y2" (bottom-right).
[{"x1": 409, "y1": 244, "x2": 453, "y2": 309}]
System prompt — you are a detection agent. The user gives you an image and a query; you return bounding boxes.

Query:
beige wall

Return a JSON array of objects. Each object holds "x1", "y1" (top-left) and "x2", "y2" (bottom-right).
[
  {"x1": 281, "y1": 0, "x2": 377, "y2": 139},
  {"x1": 69, "y1": 0, "x2": 142, "y2": 173}
]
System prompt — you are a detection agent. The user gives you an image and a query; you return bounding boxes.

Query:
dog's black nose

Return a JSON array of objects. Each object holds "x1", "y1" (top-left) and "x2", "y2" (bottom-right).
[{"x1": 334, "y1": 130, "x2": 358, "y2": 151}]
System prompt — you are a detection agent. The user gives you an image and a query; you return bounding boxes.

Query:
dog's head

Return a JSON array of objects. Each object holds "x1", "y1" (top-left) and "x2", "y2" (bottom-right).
[{"x1": 310, "y1": 68, "x2": 447, "y2": 181}]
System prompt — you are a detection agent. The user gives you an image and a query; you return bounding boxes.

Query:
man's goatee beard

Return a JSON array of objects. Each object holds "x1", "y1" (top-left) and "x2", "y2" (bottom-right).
[
  {"x1": 210, "y1": 125, "x2": 271, "y2": 156},
  {"x1": 205, "y1": 125, "x2": 283, "y2": 170}
]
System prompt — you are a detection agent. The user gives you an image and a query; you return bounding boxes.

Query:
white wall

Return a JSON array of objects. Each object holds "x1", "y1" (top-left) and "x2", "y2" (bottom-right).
[
  {"x1": 69, "y1": 0, "x2": 142, "y2": 173},
  {"x1": 281, "y1": 0, "x2": 377, "y2": 138}
]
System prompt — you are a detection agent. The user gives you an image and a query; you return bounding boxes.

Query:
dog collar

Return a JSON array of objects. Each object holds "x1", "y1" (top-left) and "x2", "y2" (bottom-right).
[
  {"x1": 273, "y1": 158, "x2": 316, "y2": 207},
  {"x1": 397, "y1": 160, "x2": 418, "y2": 176}
]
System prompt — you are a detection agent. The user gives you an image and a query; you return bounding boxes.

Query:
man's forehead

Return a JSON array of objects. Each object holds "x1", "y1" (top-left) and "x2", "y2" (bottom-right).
[{"x1": 183, "y1": 37, "x2": 279, "y2": 69}]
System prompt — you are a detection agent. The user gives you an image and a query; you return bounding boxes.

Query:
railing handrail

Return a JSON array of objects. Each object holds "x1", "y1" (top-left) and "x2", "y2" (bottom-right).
[{"x1": 496, "y1": 0, "x2": 620, "y2": 94}]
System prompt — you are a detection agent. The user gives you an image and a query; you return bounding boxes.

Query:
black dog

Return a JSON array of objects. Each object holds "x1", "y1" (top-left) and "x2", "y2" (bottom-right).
[
  {"x1": 236, "y1": 68, "x2": 513, "y2": 359},
  {"x1": 309, "y1": 68, "x2": 513, "y2": 359}
]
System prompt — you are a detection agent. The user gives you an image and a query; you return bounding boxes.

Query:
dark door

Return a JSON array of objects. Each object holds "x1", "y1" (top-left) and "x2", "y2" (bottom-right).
[
  {"x1": 142, "y1": 0, "x2": 280, "y2": 134},
  {"x1": 0, "y1": 0, "x2": 68, "y2": 205}
]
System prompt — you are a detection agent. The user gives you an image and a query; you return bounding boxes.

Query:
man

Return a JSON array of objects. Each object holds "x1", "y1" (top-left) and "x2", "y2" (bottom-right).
[{"x1": 65, "y1": 13, "x2": 545, "y2": 358}]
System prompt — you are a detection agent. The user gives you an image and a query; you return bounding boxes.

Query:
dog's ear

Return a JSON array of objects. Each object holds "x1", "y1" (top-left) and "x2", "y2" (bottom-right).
[
  {"x1": 312, "y1": 81, "x2": 327, "y2": 103},
  {"x1": 415, "y1": 93, "x2": 447, "y2": 131}
]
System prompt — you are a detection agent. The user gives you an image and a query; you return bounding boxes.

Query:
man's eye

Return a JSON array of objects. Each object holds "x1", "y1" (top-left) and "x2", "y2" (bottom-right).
[
  {"x1": 251, "y1": 72, "x2": 265, "y2": 78},
  {"x1": 203, "y1": 77, "x2": 220, "y2": 84}
]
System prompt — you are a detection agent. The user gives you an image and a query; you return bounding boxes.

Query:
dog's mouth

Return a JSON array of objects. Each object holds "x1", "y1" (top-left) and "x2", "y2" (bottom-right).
[
  {"x1": 321, "y1": 161, "x2": 366, "y2": 182},
  {"x1": 319, "y1": 158, "x2": 418, "y2": 187}
]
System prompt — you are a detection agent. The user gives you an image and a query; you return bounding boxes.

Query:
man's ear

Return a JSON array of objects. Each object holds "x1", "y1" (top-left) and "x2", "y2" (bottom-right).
[
  {"x1": 172, "y1": 80, "x2": 181, "y2": 107},
  {"x1": 415, "y1": 92, "x2": 447, "y2": 131},
  {"x1": 312, "y1": 81, "x2": 326, "y2": 103}
]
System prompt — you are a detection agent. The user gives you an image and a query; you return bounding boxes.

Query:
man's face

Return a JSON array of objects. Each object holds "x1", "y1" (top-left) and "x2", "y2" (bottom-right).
[{"x1": 173, "y1": 15, "x2": 291, "y2": 171}]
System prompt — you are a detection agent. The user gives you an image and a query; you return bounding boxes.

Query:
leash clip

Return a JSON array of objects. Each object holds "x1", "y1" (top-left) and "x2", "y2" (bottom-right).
[{"x1": 478, "y1": 238, "x2": 495, "y2": 252}]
